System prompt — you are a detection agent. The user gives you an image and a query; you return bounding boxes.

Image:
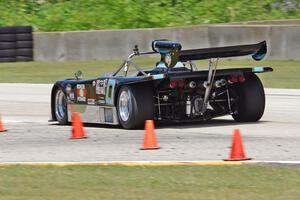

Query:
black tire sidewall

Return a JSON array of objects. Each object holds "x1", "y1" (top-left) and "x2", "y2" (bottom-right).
[
  {"x1": 0, "y1": 34, "x2": 16, "y2": 42},
  {"x1": 54, "y1": 89, "x2": 68, "y2": 125},
  {"x1": 0, "y1": 42, "x2": 16, "y2": 50},
  {"x1": 0, "y1": 26, "x2": 32, "y2": 34},
  {"x1": 15, "y1": 26, "x2": 33, "y2": 33},
  {"x1": 16, "y1": 56, "x2": 33, "y2": 62},
  {"x1": 0, "y1": 57, "x2": 16, "y2": 62},
  {"x1": 16, "y1": 41, "x2": 33, "y2": 48},
  {"x1": 16, "y1": 33, "x2": 33, "y2": 41},
  {"x1": 0, "y1": 27, "x2": 16, "y2": 34},
  {"x1": 0, "y1": 49, "x2": 16, "y2": 57},
  {"x1": 16, "y1": 48, "x2": 33, "y2": 56}
]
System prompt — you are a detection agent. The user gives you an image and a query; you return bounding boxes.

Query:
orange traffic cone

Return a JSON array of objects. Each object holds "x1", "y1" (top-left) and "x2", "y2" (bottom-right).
[
  {"x1": 224, "y1": 129, "x2": 251, "y2": 161},
  {"x1": 140, "y1": 120, "x2": 160, "y2": 150},
  {"x1": 70, "y1": 112, "x2": 87, "y2": 139},
  {"x1": 0, "y1": 114, "x2": 7, "y2": 132}
]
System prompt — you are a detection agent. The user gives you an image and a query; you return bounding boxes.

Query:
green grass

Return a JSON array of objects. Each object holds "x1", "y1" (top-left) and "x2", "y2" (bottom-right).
[
  {"x1": 1, "y1": 0, "x2": 299, "y2": 31},
  {"x1": 0, "y1": 59, "x2": 299, "y2": 88},
  {"x1": 0, "y1": 165, "x2": 299, "y2": 200},
  {"x1": 0, "y1": 60, "x2": 121, "y2": 84}
]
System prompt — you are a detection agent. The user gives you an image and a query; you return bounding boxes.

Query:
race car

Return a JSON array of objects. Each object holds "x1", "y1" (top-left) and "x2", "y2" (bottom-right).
[{"x1": 50, "y1": 39, "x2": 273, "y2": 129}]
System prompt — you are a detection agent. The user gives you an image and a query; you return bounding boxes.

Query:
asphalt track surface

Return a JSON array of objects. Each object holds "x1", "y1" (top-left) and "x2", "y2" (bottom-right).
[{"x1": 0, "y1": 83, "x2": 299, "y2": 163}]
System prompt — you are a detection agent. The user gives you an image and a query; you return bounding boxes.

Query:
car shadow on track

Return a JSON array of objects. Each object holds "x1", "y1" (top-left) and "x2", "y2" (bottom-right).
[
  {"x1": 155, "y1": 119, "x2": 270, "y2": 130},
  {"x1": 49, "y1": 119, "x2": 270, "y2": 130},
  {"x1": 49, "y1": 122, "x2": 124, "y2": 130}
]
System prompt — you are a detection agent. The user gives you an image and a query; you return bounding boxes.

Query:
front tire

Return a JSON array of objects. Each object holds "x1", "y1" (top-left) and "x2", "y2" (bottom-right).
[
  {"x1": 54, "y1": 88, "x2": 68, "y2": 125},
  {"x1": 232, "y1": 73, "x2": 265, "y2": 122},
  {"x1": 117, "y1": 84, "x2": 153, "y2": 129}
]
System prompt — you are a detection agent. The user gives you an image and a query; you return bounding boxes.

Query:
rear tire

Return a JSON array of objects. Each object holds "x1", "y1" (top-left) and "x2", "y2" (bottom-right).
[
  {"x1": 232, "y1": 73, "x2": 265, "y2": 122},
  {"x1": 117, "y1": 84, "x2": 153, "y2": 129}
]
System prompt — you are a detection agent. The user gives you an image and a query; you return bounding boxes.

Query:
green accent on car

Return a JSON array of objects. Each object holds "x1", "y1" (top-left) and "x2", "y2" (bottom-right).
[
  {"x1": 106, "y1": 79, "x2": 117, "y2": 105},
  {"x1": 252, "y1": 66, "x2": 264, "y2": 73},
  {"x1": 152, "y1": 74, "x2": 165, "y2": 80}
]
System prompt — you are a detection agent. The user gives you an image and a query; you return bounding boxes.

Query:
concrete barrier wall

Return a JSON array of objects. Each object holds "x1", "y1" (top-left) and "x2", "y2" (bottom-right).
[{"x1": 33, "y1": 24, "x2": 300, "y2": 61}]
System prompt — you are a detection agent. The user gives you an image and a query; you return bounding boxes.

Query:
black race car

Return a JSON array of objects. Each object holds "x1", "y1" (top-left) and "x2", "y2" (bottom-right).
[{"x1": 50, "y1": 40, "x2": 272, "y2": 129}]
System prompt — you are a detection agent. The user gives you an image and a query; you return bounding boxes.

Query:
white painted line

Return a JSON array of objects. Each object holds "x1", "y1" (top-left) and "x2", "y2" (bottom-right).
[
  {"x1": 1, "y1": 160, "x2": 299, "y2": 167},
  {"x1": 2, "y1": 119, "x2": 23, "y2": 123},
  {"x1": 257, "y1": 161, "x2": 300, "y2": 164},
  {"x1": 0, "y1": 160, "x2": 256, "y2": 166}
]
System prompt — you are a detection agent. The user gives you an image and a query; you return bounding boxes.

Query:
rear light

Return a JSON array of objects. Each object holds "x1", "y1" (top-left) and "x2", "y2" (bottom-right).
[
  {"x1": 228, "y1": 75, "x2": 246, "y2": 84},
  {"x1": 228, "y1": 75, "x2": 238, "y2": 84},
  {"x1": 177, "y1": 80, "x2": 185, "y2": 88},
  {"x1": 169, "y1": 79, "x2": 185, "y2": 88},
  {"x1": 238, "y1": 75, "x2": 246, "y2": 82},
  {"x1": 170, "y1": 81, "x2": 177, "y2": 88}
]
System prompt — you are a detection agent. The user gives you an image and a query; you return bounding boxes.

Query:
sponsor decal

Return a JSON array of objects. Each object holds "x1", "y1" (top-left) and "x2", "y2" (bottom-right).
[
  {"x1": 96, "y1": 80, "x2": 106, "y2": 95},
  {"x1": 97, "y1": 99, "x2": 105, "y2": 104},
  {"x1": 87, "y1": 98, "x2": 95, "y2": 105},
  {"x1": 76, "y1": 84, "x2": 86, "y2": 102},
  {"x1": 66, "y1": 84, "x2": 72, "y2": 93},
  {"x1": 69, "y1": 92, "x2": 75, "y2": 101}
]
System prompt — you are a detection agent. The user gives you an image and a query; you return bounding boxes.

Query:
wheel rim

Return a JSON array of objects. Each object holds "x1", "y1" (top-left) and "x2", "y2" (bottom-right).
[
  {"x1": 55, "y1": 90, "x2": 67, "y2": 121},
  {"x1": 118, "y1": 89, "x2": 132, "y2": 122}
]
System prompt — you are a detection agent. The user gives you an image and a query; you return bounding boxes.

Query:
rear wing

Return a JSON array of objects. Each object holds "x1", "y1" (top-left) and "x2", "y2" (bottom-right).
[
  {"x1": 178, "y1": 41, "x2": 267, "y2": 61},
  {"x1": 114, "y1": 40, "x2": 268, "y2": 77}
]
